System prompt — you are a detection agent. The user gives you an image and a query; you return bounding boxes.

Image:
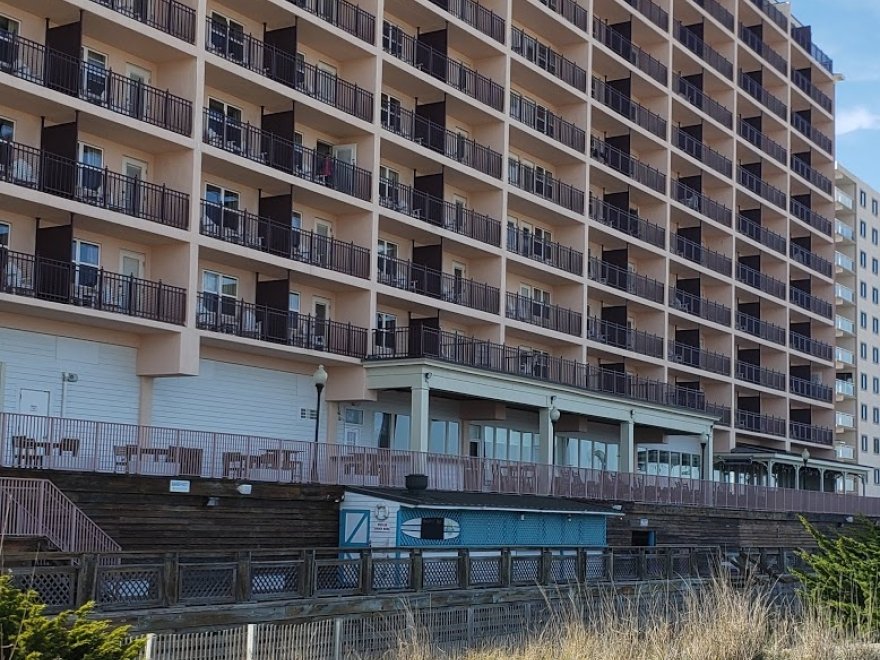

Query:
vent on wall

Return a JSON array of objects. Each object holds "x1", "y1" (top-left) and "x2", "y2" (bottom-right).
[{"x1": 300, "y1": 408, "x2": 318, "y2": 420}]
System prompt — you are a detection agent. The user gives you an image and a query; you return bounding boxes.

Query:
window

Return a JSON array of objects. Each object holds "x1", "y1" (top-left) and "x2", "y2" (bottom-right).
[
  {"x1": 860, "y1": 220, "x2": 867, "y2": 238},
  {"x1": 200, "y1": 270, "x2": 239, "y2": 319},
  {"x1": 862, "y1": 373, "x2": 869, "y2": 391},
  {"x1": 203, "y1": 184, "x2": 240, "y2": 237},
  {"x1": 71, "y1": 239, "x2": 100, "y2": 294},
  {"x1": 382, "y1": 21, "x2": 404, "y2": 57},
  {"x1": 874, "y1": 317, "x2": 879, "y2": 333},
  {"x1": 206, "y1": 98, "x2": 243, "y2": 150},
  {"x1": 874, "y1": 347, "x2": 879, "y2": 364},
  {"x1": 0, "y1": 221, "x2": 8, "y2": 247},
  {"x1": 208, "y1": 12, "x2": 245, "y2": 61},
  {"x1": 472, "y1": 424, "x2": 539, "y2": 463},
  {"x1": 420, "y1": 517, "x2": 445, "y2": 541},
  {"x1": 862, "y1": 312, "x2": 868, "y2": 329},
  {"x1": 860, "y1": 342, "x2": 867, "y2": 360},
  {"x1": 873, "y1": 287, "x2": 879, "y2": 305},
  {"x1": 875, "y1": 469, "x2": 880, "y2": 486},
  {"x1": 860, "y1": 190, "x2": 867, "y2": 207},
  {"x1": 873, "y1": 408, "x2": 878, "y2": 425},
  {"x1": 874, "y1": 199, "x2": 879, "y2": 216},
  {"x1": 378, "y1": 165, "x2": 400, "y2": 207},
  {"x1": 376, "y1": 239, "x2": 399, "y2": 284},
  {"x1": 344, "y1": 408, "x2": 363, "y2": 425},
  {"x1": 875, "y1": 437, "x2": 880, "y2": 454},
  {"x1": 874, "y1": 377, "x2": 879, "y2": 394},
  {"x1": 873, "y1": 257, "x2": 878, "y2": 275},
  {"x1": 82, "y1": 48, "x2": 109, "y2": 102},
  {"x1": 380, "y1": 94, "x2": 402, "y2": 133},
  {"x1": 372, "y1": 411, "x2": 409, "y2": 449},
  {"x1": 429, "y1": 420, "x2": 461, "y2": 455},
  {"x1": 78, "y1": 143, "x2": 104, "y2": 198},
  {"x1": 861, "y1": 281, "x2": 867, "y2": 298},
  {"x1": 873, "y1": 228, "x2": 878, "y2": 246},
  {"x1": 861, "y1": 404, "x2": 868, "y2": 421},
  {"x1": 863, "y1": 435, "x2": 869, "y2": 453},
  {"x1": 375, "y1": 311, "x2": 397, "y2": 351},
  {"x1": 861, "y1": 251, "x2": 868, "y2": 269}
]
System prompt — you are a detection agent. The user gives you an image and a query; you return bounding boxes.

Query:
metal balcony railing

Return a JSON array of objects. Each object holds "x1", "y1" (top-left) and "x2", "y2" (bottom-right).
[
  {"x1": 379, "y1": 178, "x2": 501, "y2": 246},
  {"x1": 512, "y1": 27, "x2": 587, "y2": 91},
  {"x1": 736, "y1": 215, "x2": 787, "y2": 254},
  {"x1": 507, "y1": 227, "x2": 584, "y2": 276},
  {"x1": 790, "y1": 243, "x2": 832, "y2": 278},
  {"x1": 621, "y1": 0, "x2": 668, "y2": 30},
  {"x1": 590, "y1": 137, "x2": 667, "y2": 194},
  {"x1": 792, "y1": 25, "x2": 833, "y2": 73},
  {"x1": 669, "y1": 341, "x2": 731, "y2": 376},
  {"x1": 739, "y1": 71, "x2": 787, "y2": 119},
  {"x1": 196, "y1": 294, "x2": 368, "y2": 357},
  {"x1": 736, "y1": 409, "x2": 786, "y2": 437},
  {"x1": 670, "y1": 288, "x2": 731, "y2": 326},
  {"x1": 834, "y1": 346, "x2": 854, "y2": 365},
  {"x1": 0, "y1": 139, "x2": 189, "y2": 228},
  {"x1": 790, "y1": 376, "x2": 833, "y2": 402},
  {"x1": 673, "y1": 21, "x2": 732, "y2": 79},
  {"x1": 672, "y1": 181, "x2": 733, "y2": 226},
  {"x1": 587, "y1": 317, "x2": 664, "y2": 358},
  {"x1": 706, "y1": 402, "x2": 732, "y2": 426},
  {"x1": 836, "y1": 379, "x2": 854, "y2": 397},
  {"x1": 427, "y1": 0, "x2": 505, "y2": 42},
  {"x1": 836, "y1": 314, "x2": 854, "y2": 335},
  {"x1": 672, "y1": 234, "x2": 732, "y2": 276},
  {"x1": 791, "y1": 156, "x2": 832, "y2": 194},
  {"x1": 593, "y1": 19, "x2": 668, "y2": 84},
  {"x1": 750, "y1": 0, "x2": 788, "y2": 30},
  {"x1": 789, "y1": 421, "x2": 833, "y2": 446},
  {"x1": 791, "y1": 114, "x2": 833, "y2": 154},
  {"x1": 789, "y1": 287, "x2": 833, "y2": 319},
  {"x1": 588, "y1": 257, "x2": 665, "y2": 303},
  {"x1": 673, "y1": 74, "x2": 733, "y2": 128},
  {"x1": 505, "y1": 293, "x2": 582, "y2": 336},
  {"x1": 790, "y1": 199, "x2": 832, "y2": 236},
  {"x1": 791, "y1": 70, "x2": 833, "y2": 114},
  {"x1": 834, "y1": 251, "x2": 854, "y2": 272},
  {"x1": 737, "y1": 166, "x2": 786, "y2": 208},
  {"x1": 535, "y1": 0, "x2": 589, "y2": 31},
  {"x1": 591, "y1": 77, "x2": 667, "y2": 138},
  {"x1": 739, "y1": 24, "x2": 788, "y2": 74},
  {"x1": 203, "y1": 109, "x2": 372, "y2": 201},
  {"x1": 737, "y1": 118, "x2": 787, "y2": 164},
  {"x1": 673, "y1": 127, "x2": 732, "y2": 177},
  {"x1": 286, "y1": 0, "x2": 376, "y2": 43},
  {"x1": 378, "y1": 256, "x2": 500, "y2": 314},
  {"x1": 736, "y1": 360, "x2": 786, "y2": 390},
  {"x1": 383, "y1": 22, "x2": 503, "y2": 111},
  {"x1": 199, "y1": 201, "x2": 370, "y2": 279},
  {"x1": 790, "y1": 331, "x2": 833, "y2": 361},
  {"x1": 381, "y1": 101, "x2": 502, "y2": 178},
  {"x1": 692, "y1": 0, "x2": 734, "y2": 30},
  {"x1": 1, "y1": 249, "x2": 186, "y2": 325},
  {"x1": 736, "y1": 262, "x2": 786, "y2": 299},
  {"x1": 90, "y1": 0, "x2": 196, "y2": 43},
  {"x1": 509, "y1": 91, "x2": 586, "y2": 152},
  {"x1": 735, "y1": 312, "x2": 786, "y2": 345},
  {"x1": 589, "y1": 196, "x2": 665, "y2": 248},
  {"x1": 508, "y1": 160, "x2": 586, "y2": 213},
  {"x1": 835, "y1": 220, "x2": 854, "y2": 241}
]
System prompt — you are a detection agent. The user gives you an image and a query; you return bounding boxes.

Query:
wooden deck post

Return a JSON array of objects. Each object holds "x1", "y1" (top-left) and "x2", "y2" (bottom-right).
[
  {"x1": 302, "y1": 550, "x2": 315, "y2": 598},
  {"x1": 162, "y1": 553, "x2": 179, "y2": 606},
  {"x1": 411, "y1": 549, "x2": 424, "y2": 591},
  {"x1": 236, "y1": 552, "x2": 252, "y2": 602},
  {"x1": 499, "y1": 547, "x2": 511, "y2": 587},
  {"x1": 75, "y1": 553, "x2": 97, "y2": 607},
  {"x1": 457, "y1": 549, "x2": 471, "y2": 589},
  {"x1": 540, "y1": 548, "x2": 552, "y2": 586},
  {"x1": 361, "y1": 551, "x2": 373, "y2": 596}
]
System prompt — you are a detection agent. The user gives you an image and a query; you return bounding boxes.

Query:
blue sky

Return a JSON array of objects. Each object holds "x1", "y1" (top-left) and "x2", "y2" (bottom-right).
[{"x1": 789, "y1": 0, "x2": 880, "y2": 189}]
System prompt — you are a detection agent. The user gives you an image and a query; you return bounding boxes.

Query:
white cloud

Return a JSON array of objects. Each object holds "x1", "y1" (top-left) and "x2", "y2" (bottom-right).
[{"x1": 836, "y1": 107, "x2": 880, "y2": 135}]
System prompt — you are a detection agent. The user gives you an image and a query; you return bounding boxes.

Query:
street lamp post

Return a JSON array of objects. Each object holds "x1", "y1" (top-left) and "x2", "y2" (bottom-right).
[
  {"x1": 800, "y1": 448, "x2": 810, "y2": 490},
  {"x1": 310, "y1": 365, "x2": 328, "y2": 482}
]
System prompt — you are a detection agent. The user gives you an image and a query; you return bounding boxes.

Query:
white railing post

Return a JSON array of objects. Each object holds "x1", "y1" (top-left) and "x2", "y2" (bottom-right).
[
  {"x1": 245, "y1": 623, "x2": 256, "y2": 660},
  {"x1": 333, "y1": 617, "x2": 343, "y2": 660},
  {"x1": 143, "y1": 633, "x2": 155, "y2": 660}
]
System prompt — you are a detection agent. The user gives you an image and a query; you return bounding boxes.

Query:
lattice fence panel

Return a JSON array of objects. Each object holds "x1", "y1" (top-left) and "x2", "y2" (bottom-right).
[
  {"x1": 314, "y1": 561, "x2": 361, "y2": 595},
  {"x1": 422, "y1": 557, "x2": 458, "y2": 589},
  {"x1": 549, "y1": 555, "x2": 577, "y2": 583},
  {"x1": 372, "y1": 559, "x2": 410, "y2": 591},
  {"x1": 612, "y1": 554, "x2": 638, "y2": 581},
  {"x1": 11, "y1": 568, "x2": 75, "y2": 610},
  {"x1": 96, "y1": 566, "x2": 161, "y2": 607},
  {"x1": 469, "y1": 557, "x2": 501, "y2": 586},
  {"x1": 585, "y1": 553, "x2": 608, "y2": 581},
  {"x1": 251, "y1": 561, "x2": 301, "y2": 600},
  {"x1": 511, "y1": 556, "x2": 540, "y2": 584},
  {"x1": 178, "y1": 564, "x2": 236, "y2": 603}
]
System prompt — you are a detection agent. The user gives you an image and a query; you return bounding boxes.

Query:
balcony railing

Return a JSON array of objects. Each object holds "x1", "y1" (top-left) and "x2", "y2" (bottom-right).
[
  {"x1": 200, "y1": 201, "x2": 370, "y2": 279},
  {"x1": 692, "y1": 0, "x2": 734, "y2": 31},
  {"x1": 379, "y1": 179, "x2": 501, "y2": 246},
  {"x1": 735, "y1": 312, "x2": 785, "y2": 345},
  {"x1": 790, "y1": 243, "x2": 832, "y2": 278},
  {"x1": 505, "y1": 293, "x2": 582, "y2": 336},
  {"x1": 750, "y1": 0, "x2": 787, "y2": 30},
  {"x1": 791, "y1": 156, "x2": 832, "y2": 194},
  {"x1": 790, "y1": 421, "x2": 833, "y2": 446},
  {"x1": 737, "y1": 166, "x2": 786, "y2": 208},
  {"x1": 196, "y1": 294, "x2": 367, "y2": 358},
  {"x1": 736, "y1": 262, "x2": 786, "y2": 299},
  {"x1": 791, "y1": 331, "x2": 833, "y2": 361},
  {"x1": 512, "y1": 28, "x2": 587, "y2": 91},
  {"x1": 834, "y1": 346, "x2": 854, "y2": 366},
  {"x1": 669, "y1": 341, "x2": 731, "y2": 376},
  {"x1": 791, "y1": 70, "x2": 833, "y2": 114},
  {"x1": 591, "y1": 137, "x2": 667, "y2": 194},
  {"x1": 203, "y1": 110, "x2": 372, "y2": 201},
  {"x1": 790, "y1": 376, "x2": 833, "y2": 402},
  {"x1": 791, "y1": 114, "x2": 833, "y2": 154},
  {"x1": 509, "y1": 91, "x2": 586, "y2": 152},
  {"x1": 792, "y1": 25, "x2": 833, "y2": 73},
  {"x1": 836, "y1": 314, "x2": 854, "y2": 335},
  {"x1": 587, "y1": 317, "x2": 664, "y2": 358},
  {"x1": 588, "y1": 257, "x2": 665, "y2": 304},
  {"x1": 836, "y1": 189, "x2": 855, "y2": 211},
  {"x1": 536, "y1": 0, "x2": 589, "y2": 32},
  {"x1": 670, "y1": 288, "x2": 731, "y2": 326},
  {"x1": 739, "y1": 25, "x2": 787, "y2": 74},
  {"x1": 427, "y1": 0, "x2": 504, "y2": 42},
  {"x1": 206, "y1": 20, "x2": 373, "y2": 122},
  {"x1": 622, "y1": 0, "x2": 668, "y2": 30},
  {"x1": 835, "y1": 283, "x2": 855, "y2": 304},
  {"x1": 736, "y1": 409, "x2": 786, "y2": 437},
  {"x1": 90, "y1": 0, "x2": 196, "y2": 43},
  {"x1": 789, "y1": 287, "x2": 833, "y2": 319},
  {"x1": 0, "y1": 139, "x2": 189, "y2": 228},
  {"x1": 736, "y1": 215, "x2": 786, "y2": 254},
  {"x1": 589, "y1": 196, "x2": 665, "y2": 248},
  {"x1": 591, "y1": 77, "x2": 667, "y2": 138},
  {"x1": 834, "y1": 251, "x2": 854, "y2": 273},
  {"x1": 1, "y1": 249, "x2": 185, "y2": 325},
  {"x1": 507, "y1": 227, "x2": 584, "y2": 276},
  {"x1": 383, "y1": 22, "x2": 504, "y2": 111},
  {"x1": 673, "y1": 21, "x2": 732, "y2": 79},
  {"x1": 672, "y1": 181, "x2": 732, "y2": 226},
  {"x1": 379, "y1": 256, "x2": 500, "y2": 314},
  {"x1": 288, "y1": 0, "x2": 376, "y2": 43},
  {"x1": 737, "y1": 119, "x2": 787, "y2": 164},
  {"x1": 835, "y1": 220, "x2": 854, "y2": 242},
  {"x1": 836, "y1": 411, "x2": 855, "y2": 429},
  {"x1": 836, "y1": 379, "x2": 854, "y2": 397},
  {"x1": 790, "y1": 199, "x2": 832, "y2": 236},
  {"x1": 593, "y1": 19, "x2": 667, "y2": 84},
  {"x1": 674, "y1": 127, "x2": 733, "y2": 177},
  {"x1": 672, "y1": 235, "x2": 732, "y2": 276},
  {"x1": 0, "y1": 29, "x2": 192, "y2": 135},
  {"x1": 381, "y1": 101, "x2": 502, "y2": 177},
  {"x1": 508, "y1": 160, "x2": 586, "y2": 213},
  {"x1": 673, "y1": 74, "x2": 732, "y2": 128},
  {"x1": 739, "y1": 71, "x2": 787, "y2": 119}
]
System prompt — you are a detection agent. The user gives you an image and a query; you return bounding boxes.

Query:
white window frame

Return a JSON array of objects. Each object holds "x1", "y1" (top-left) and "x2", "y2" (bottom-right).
[
  {"x1": 0, "y1": 220, "x2": 9, "y2": 248},
  {"x1": 375, "y1": 311, "x2": 397, "y2": 352}
]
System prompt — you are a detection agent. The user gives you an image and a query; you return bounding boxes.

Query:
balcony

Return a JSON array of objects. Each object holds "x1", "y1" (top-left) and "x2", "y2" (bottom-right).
[
  {"x1": 706, "y1": 402, "x2": 732, "y2": 426},
  {"x1": 834, "y1": 283, "x2": 855, "y2": 305},
  {"x1": 791, "y1": 114, "x2": 833, "y2": 154},
  {"x1": 90, "y1": 0, "x2": 196, "y2": 43},
  {"x1": 535, "y1": 0, "x2": 589, "y2": 32},
  {"x1": 835, "y1": 220, "x2": 854, "y2": 242},
  {"x1": 591, "y1": 77, "x2": 666, "y2": 139},
  {"x1": 507, "y1": 227, "x2": 584, "y2": 276},
  {"x1": 737, "y1": 166, "x2": 786, "y2": 208},
  {"x1": 791, "y1": 156, "x2": 832, "y2": 194},
  {"x1": 673, "y1": 127, "x2": 733, "y2": 177},
  {"x1": 428, "y1": 0, "x2": 505, "y2": 43},
  {"x1": 669, "y1": 341, "x2": 731, "y2": 376},
  {"x1": 834, "y1": 251, "x2": 854, "y2": 273},
  {"x1": 199, "y1": 200, "x2": 370, "y2": 279},
  {"x1": 790, "y1": 244, "x2": 832, "y2": 277},
  {"x1": 750, "y1": 0, "x2": 788, "y2": 30},
  {"x1": 791, "y1": 331, "x2": 833, "y2": 361},
  {"x1": 790, "y1": 421, "x2": 833, "y2": 446},
  {"x1": 834, "y1": 346, "x2": 854, "y2": 366},
  {"x1": 196, "y1": 294, "x2": 367, "y2": 357},
  {"x1": 790, "y1": 376, "x2": 833, "y2": 402},
  {"x1": 588, "y1": 257, "x2": 665, "y2": 304},
  {"x1": 673, "y1": 21, "x2": 732, "y2": 79},
  {"x1": 736, "y1": 262, "x2": 785, "y2": 299},
  {"x1": 512, "y1": 28, "x2": 587, "y2": 91},
  {"x1": 673, "y1": 74, "x2": 732, "y2": 128},
  {"x1": 510, "y1": 91, "x2": 586, "y2": 152},
  {"x1": 670, "y1": 288, "x2": 732, "y2": 326},
  {"x1": 790, "y1": 200, "x2": 832, "y2": 236},
  {"x1": 506, "y1": 292, "x2": 582, "y2": 336},
  {"x1": 0, "y1": 139, "x2": 189, "y2": 229},
  {"x1": 735, "y1": 312, "x2": 785, "y2": 345},
  {"x1": 789, "y1": 288, "x2": 833, "y2": 319},
  {"x1": 590, "y1": 137, "x2": 667, "y2": 194},
  {"x1": 379, "y1": 256, "x2": 500, "y2": 314},
  {"x1": 738, "y1": 119, "x2": 786, "y2": 164},
  {"x1": 508, "y1": 160, "x2": 586, "y2": 213},
  {"x1": 206, "y1": 20, "x2": 373, "y2": 122},
  {"x1": 736, "y1": 215, "x2": 786, "y2": 254},
  {"x1": 835, "y1": 315, "x2": 854, "y2": 335},
  {"x1": 738, "y1": 71, "x2": 787, "y2": 119},
  {"x1": 381, "y1": 101, "x2": 502, "y2": 178},
  {"x1": 587, "y1": 317, "x2": 664, "y2": 358},
  {"x1": 672, "y1": 181, "x2": 732, "y2": 226},
  {"x1": 792, "y1": 23, "x2": 833, "y2": 73},
  {"x1": 835, "y1": 411, "x2": 855, "y2": 430},
  {"x1": 203, "y1": 110, "x2": 372, "y2": 201},
  {"x1": 622, "y1": 0, "x2": 668, "y2": 30},
  {"x1": 383, "y1": 23, "x2": 504, "y2": 111},
  {"x1": 0, "y1": 29, "x2": 192, "y2": 135},
  {"x1": 792, "y1": 70, "x2": 833, "y2": 114},
  {"x1": 593, "y1": 19, "x2": 667, "y2": 84},
  {"x1": 736, "y1": 409, "x2": 786, "y2": 437},
  {"x1": 379, "y1": 179, "x2": 501, "y2": 246},
  {"x1": 739, "y1": 24, "x2": 787, "y2": 74},
  {"x1": 288, "y1": 0, "x2": 376, "y2": 43},
  {"x1": 589, "y1": 196, "x2": 665, "y2": 248},
  {"x1": 692, "y1": 0, "x2": 734, "y2": 31},
  {"x1": 0, "y1": 249, "x2": 186, "y2": 325},
  {"x1": 672, "y1": 235, "x2": 732, "y2": 277},
  {"x1": 836, "y1": 379, "x2": 854, "y2": 398}
]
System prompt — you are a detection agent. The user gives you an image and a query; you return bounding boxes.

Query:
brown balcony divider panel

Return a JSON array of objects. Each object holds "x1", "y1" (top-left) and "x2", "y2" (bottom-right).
[
  {"x1": 44, "y1": 22, "x2": 81, "y2": 93},
  {"x1": 262, "y1": 110, "x2": 296, "y2": 172},
  {"x1": 35, "y1": 224, "x2": 72, "y2": 303},
  {"x1": 409, "y1": 317, "x2": 441, "y2": 358},
  {"x1": 259, "y1": 194, "x2": 294, "y2": 256},
  {"x1": 263, "y1": 26, "x2": 297, "y2": 87},
  {"x1": 256, "y1": 279, "x2": 290, "y2": 343},
  {"x1": 40, "y1": 122, "x2": 77, "y2": 198}
]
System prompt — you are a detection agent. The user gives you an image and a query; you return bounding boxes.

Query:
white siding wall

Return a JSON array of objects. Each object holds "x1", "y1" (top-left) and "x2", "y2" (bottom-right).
[
  {"x1": 341, "y1": 491, "x2": 400, "y2": 548},
  {"x1": 0, "y1": 328, "x2": 140, "y2": 423}
]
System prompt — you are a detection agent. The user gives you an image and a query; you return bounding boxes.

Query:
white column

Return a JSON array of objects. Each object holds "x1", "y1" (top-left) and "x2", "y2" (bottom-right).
[
  {"x1": 703, "y1": 431, "x2": 714, "y2": 481},
  {"x1": 410, "y1": 385, "x2": 430, "y2": 454},
  {"x1": 619, "y1": 420, "x2": 635, "y2": 473},
  {"x1": 538, "y1": 408, "x2": 554, "y2": 465}
]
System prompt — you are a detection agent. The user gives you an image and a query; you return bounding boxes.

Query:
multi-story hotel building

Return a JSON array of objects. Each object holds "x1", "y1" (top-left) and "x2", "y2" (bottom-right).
[{"x1": 0, "y1": 0, "x2": 865, "y2": 491}]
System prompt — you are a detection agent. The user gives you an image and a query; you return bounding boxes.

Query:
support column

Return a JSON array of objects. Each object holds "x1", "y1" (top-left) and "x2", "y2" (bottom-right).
[
  {"x1": 795, "y1": 466, "x2": 802, "y2": 490},
  {"x1": 819, "y1": 468, "x2": 827, "y2": 493},
  {"x1": 767, "y1": 460, "x2": 776, "y2": 488},
  {"x1": 703, "y1": 431, "x2": 714, "y2": 481},
  {"x1": 538, "y1": 407, "x2": 554, "y2": 466},
  {"x1": 619, "y1": 419, "x2": 635, "y2": 473},
  {"x1": 410, "y1": 384, "x2": 430, "y2": 454}
]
